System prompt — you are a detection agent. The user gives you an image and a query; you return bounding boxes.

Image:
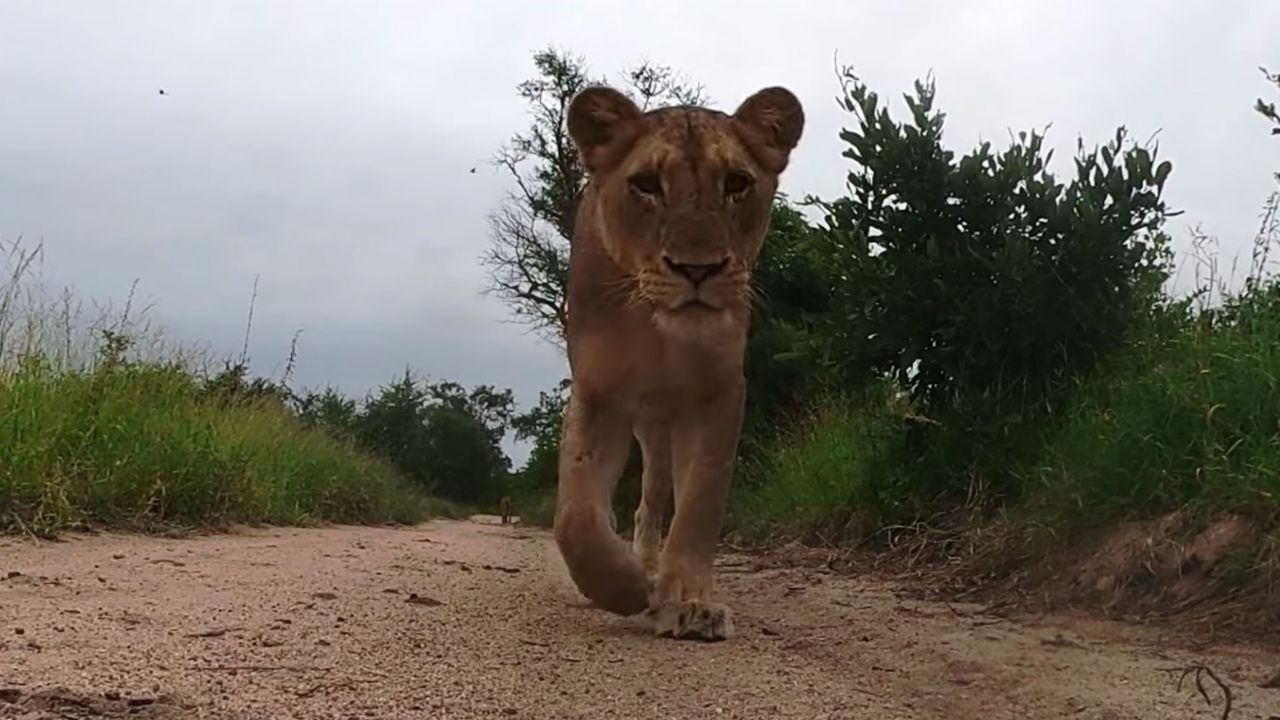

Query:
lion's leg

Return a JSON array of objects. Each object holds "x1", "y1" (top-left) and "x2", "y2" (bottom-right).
[
  {"x1": 553, "y1": 391, "x2": 650, "y2": 616},
  {"x1": 633, "y1": 421, "x2": 673, "y2": 576},
  {"x1": 648, "y1": 385, "x2": 744, "y2": 641}
]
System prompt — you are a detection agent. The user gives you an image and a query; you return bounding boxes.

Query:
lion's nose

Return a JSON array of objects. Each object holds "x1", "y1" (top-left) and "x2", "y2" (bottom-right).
[{"x1": 663, "y1": 256, "x2": 729, "y2": 286}]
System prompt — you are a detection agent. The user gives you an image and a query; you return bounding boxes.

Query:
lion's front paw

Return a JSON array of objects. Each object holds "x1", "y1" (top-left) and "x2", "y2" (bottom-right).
[{"x1": 648, "y1": 599, "x2": 733, "y2": 642}]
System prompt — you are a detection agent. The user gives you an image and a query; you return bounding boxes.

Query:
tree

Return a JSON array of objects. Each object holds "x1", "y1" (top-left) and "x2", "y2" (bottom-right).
[
  {"x1": 199, "y1": 360, "x2": 291, "y2": 409},
  {"x1": 509, "y1": 378, "x2": 570, "y2": 492},
  {"x1": 348, "y1": 371, "x2": 517, "y2": 503},
  {"x1": 481, "y1": 48, "x2": 706, "y2": 345},
  {"x1": 293, "y1": 386, "x2": 359, "y2": 438},
  {"x1": 358, "y1": 370, "x2": 435, "y2": 490},
  {"x1": 425, "y1": 380, "x2": 515, "y2": 451},
  {"x1": 421, "y1": 405, "x2": 509, "y2": 505}
]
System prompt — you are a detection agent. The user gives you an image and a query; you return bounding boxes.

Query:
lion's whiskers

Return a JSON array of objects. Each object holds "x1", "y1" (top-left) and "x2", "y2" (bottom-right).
[
  {"x1": 744, "y1": 275, "x2": 768, "y2": 309},
  {"x1": 602, "y1": 274, "x2": 640, "y2": 306}
]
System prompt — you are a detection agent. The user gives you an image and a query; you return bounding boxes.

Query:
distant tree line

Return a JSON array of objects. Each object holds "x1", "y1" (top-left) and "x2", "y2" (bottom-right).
[{"x1": 202, "y1": 362, "x2": 521, "y2": 507}]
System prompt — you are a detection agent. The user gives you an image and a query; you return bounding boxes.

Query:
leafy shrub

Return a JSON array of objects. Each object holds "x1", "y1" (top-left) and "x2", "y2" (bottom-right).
[{"x1": 807, "y1": 70, "x2": 1174, "y2": 499}]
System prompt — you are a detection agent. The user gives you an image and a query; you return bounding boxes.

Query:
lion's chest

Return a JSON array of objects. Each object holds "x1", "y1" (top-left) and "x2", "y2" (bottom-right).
[{"x1": 571, "y1": 323, "x2": 744, "y2": 416}]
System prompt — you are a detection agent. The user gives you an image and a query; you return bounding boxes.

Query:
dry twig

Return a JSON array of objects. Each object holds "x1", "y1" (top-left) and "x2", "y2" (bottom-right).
[
  {"x1": 191, "y1": 664, "x2": 328, "y2": 673},
  {"x1": 184, "y1": 626, "x2": 242, "y2": 638},
  {"x1": 1165, "y1": 664, "x2": 1233, "y2": 720}
]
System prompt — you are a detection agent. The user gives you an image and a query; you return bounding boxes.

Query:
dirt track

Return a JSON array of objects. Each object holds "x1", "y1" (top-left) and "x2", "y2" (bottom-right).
[{"x1": 1, "y1": 517, "x2": 1277, "y2": 719}]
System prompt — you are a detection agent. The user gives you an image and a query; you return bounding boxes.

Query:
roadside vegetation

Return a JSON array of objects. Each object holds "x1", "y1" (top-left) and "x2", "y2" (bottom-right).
[{"x1": 0, "y1": 240, "x2": 466, "y2": 536}]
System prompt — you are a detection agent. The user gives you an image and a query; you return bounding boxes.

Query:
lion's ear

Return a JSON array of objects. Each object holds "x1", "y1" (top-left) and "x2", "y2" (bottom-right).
[
  {"x1": 567, "y1": 86, "x2": 641, "y2": 173},
  {"x1": 732, "y1": 87, "x2": 804, "y2": 174}
]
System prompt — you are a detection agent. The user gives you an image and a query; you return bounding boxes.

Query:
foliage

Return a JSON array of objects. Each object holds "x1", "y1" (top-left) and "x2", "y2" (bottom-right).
[
  {"x1": 1026, "y1": 291, "x2": 1280, "y2": 524},
  {"x1": 727, "y1": 64, "x2": 1280, "y2": 565},
  {"x1": 8, "y1": 239, "x2": 438, "y2": 536},
  {"x1": 0, "y1": 348, "x2": 430, "y2": 537},
  {"x1": 200, "y1": 360, "x2": 292, "y2": 408},
  {"x1": 293, "y1": 371, "x2": 516, "y2": 506},
  {"x1": 1257, "y1": 66, "x2": 1280, "y2": 138},
  {"x1": 509, "y1": 377, "x2": 569, "y2": 494},
  {"x1": 293, "y1": 386, "x2": 360, "y2": 438},
  {"x1": 739, "y1": 200, "x2": 838, "y2": 470},
  {"x1": 802, "y1": 70, "x2": 1173, "y2": 499},
  {"x1": 728, "y1": 387, "x2": 907, "y2": 543},
  {"x1": 417, "y1": 405, "x2": 508, "y2": 505},
  {"x1": 354, "y1": 370, "x2": 438, "y2": 491},
  {"x1": 426, "y1": 380, "x2": 515, "y2": 453}
]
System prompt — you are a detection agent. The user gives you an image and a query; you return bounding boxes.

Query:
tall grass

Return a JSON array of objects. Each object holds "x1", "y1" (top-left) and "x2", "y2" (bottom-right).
[
  {"x1": 1029, "y1": 290, "x2": 1280, "y2": 524},
  {"x1": 0, "y1": 237, "x2": 441, "y2": 536},
  {"x1": 728, "y1": 393, "x2": 905, "y2": 543},
  {"x1": 0, "y1": 239, "x2": 180, "y2": 374}
]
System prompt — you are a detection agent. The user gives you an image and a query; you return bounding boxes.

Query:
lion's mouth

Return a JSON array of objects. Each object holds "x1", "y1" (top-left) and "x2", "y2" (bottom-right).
[
  {"x1": 672, "y1": 298, "x2": 723, "y2": 313},
  {"x1": 639, "y1": 275, "x2": 738, "y2": 315}
]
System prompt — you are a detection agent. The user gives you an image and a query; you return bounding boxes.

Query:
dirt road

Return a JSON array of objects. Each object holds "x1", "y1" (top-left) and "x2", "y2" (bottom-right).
[{"x1": 1, "y1": 517, "x2": 1277, "y2": 719}]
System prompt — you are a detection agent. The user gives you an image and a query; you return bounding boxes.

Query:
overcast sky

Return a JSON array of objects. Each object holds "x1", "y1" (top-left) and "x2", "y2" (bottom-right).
[{"x1": 2, "y1": 1, "x2": 1278, "y2": 460}]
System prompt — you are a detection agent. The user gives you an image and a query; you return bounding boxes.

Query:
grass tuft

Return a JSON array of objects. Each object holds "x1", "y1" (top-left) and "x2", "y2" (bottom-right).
[{"x1": 0, "y1": 237, "x2": 440, "y2": 537}]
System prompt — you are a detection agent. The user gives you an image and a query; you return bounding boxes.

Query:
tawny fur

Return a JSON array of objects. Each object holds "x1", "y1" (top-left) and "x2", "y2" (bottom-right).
[{"x1": 553, "y1": 85, "x2": 803, "y2": 639}]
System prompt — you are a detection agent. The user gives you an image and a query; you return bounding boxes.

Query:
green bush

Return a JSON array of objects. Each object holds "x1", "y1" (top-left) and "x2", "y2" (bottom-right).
[
  {"x1": 805, "y1": 70, "x2": 1173, "y2": 502},
  {"x1": 723, "y1": 68, "x2": 1280, "y2": 555}
]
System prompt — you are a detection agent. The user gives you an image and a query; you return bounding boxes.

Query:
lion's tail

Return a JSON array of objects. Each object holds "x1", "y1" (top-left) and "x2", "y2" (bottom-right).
[{"x1": 554, "y1": 492, "x2": 650, "y2": 616}]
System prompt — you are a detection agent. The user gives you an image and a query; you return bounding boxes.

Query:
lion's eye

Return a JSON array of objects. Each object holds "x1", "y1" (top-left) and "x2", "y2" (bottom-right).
[
  {"x1": 725, "y1": 171, "x2": 753, "y2": 200},
  {"x1": 628, "y1": 172, "x2": 662, "y2": 198}
]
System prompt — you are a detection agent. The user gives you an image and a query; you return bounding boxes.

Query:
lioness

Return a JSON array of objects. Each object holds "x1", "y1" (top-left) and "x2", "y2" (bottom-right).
[{"x1": 553, "y1": 84, "x2": 803, "y2": 641}]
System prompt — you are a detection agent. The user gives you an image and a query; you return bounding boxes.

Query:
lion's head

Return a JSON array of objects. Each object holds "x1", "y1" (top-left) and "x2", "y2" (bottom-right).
[{"x1": 567, "y1": 85, "x2": 804, "y2": 335}]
